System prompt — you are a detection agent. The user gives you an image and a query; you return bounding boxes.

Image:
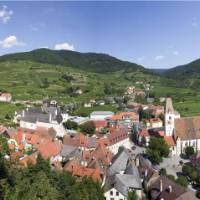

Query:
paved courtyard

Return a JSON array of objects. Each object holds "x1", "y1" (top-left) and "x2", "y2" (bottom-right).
[{"x1": 157, "y1": 156, "x2": 190, "y2": 177}]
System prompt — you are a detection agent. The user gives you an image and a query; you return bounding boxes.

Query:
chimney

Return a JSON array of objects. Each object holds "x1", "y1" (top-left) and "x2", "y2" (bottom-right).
[
  {"x1": 22, "y1": 110, "x2": 25, "y2": 117},
  {"x1": 145, "y1": 169, "x2": 148, "y2": 177},
  {"x1": 168, "y1": 185, "x2": 172, "y2": 193},
  {"x1": 135, "y1": 157, "x2": 139, "y2": 167},
  {"x1": 160, "y1": 179, "x2": 163, "y2": 192},
  {"x1": 49, "y1": 113, "x2": 52, "y2": 122}
]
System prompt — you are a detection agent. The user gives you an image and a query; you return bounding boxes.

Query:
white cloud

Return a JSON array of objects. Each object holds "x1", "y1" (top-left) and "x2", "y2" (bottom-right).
[
  {"x1": 0, "y1": 5, "x2": 13, "y2": 24},
  {"x1": 0, "y1": 35, "x2": 25, "y2": 48},
  {"x1": 54, "y1": 42, "x2": 74, "y2": 51},
  {"x1": 173, "y1": 51, "x2": 179, "y2": 56},
  {"x1": 154, "y1": 55, "x2": 164, "y2": 61}
]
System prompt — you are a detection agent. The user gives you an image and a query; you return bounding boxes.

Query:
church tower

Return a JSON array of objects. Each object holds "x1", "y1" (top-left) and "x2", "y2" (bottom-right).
[{"x1": 165, "y1": 97, "x2": 175, "y2": 136}]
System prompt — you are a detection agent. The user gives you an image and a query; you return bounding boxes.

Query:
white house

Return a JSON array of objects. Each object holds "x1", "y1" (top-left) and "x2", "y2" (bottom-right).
[
  {"x1": 107, "y1": 127, "x2": 130, "y2": 154},
  {"x1": 15, "y1": 102, "x2": 66, "y2": 137},
  {"x1": 104, "y1": 148, "x2": 142, "y2": 200},
  {"x1": 0, "y1": 93, "x2": 12, "y2": 102}
]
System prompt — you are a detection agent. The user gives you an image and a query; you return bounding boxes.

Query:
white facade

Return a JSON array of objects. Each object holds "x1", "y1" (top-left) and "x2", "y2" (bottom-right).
[
  {"x1": 0, "y1": 94, "x2": 12, "y2": 102},
  {"x1": 108, "y1": 138, "x2": 130, "y2": 154},
  {"x1": 19, "y1": 120, "x2": 66, "y2": 137},
  {"x1": 104, "y1": 188, "x2": 125, "y2": 200},
  {"x1": 165, "y1": 98, "x2": 180, "y2": 136},
  {"x1": 90, "y1": 111, "x2": 114, "y2": 120},
  {"x1": 175, "y1": 138, "x2": 200, "y2": 156}
]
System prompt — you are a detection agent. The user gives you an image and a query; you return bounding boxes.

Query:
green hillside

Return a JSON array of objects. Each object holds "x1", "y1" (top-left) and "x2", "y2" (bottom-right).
[
  {"x1": 0, "y1": 60, "x2": 158, "y2": 103},
  {"x1": 0, "y1": 48, "x2": 150, "y2": 73},
  {"x1": 164, "y1": 58, "x2": 200, "y2": 89},
  {"x1": 1, "y1": 49, "x2": 200, "y2": 119}
]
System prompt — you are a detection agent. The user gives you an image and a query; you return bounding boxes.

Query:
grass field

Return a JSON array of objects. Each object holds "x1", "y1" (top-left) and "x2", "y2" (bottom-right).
[{"x1": 0, "y1": 102, "x2": 24, "y2": 126}]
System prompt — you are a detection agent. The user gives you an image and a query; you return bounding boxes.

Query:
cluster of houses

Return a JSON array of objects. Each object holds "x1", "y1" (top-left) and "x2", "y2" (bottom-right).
[
  {"x1": 137, "y1": 97, "x2": 200, "y2": 157},
  {"x1": 1, "y1": 96, "x2": 200, "y2": 199}
]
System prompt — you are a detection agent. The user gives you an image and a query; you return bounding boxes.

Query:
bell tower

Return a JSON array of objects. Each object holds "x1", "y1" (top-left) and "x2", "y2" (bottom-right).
[{"x1": 165, "y1": 98, "x2": 175, "y2": 136}]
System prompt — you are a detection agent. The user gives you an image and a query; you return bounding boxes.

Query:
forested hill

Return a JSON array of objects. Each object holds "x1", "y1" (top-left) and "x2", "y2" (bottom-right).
[
  {"x1": 165, "y1": 58, "x2": 200, "y2": 79},
  {"x1": 0, "y1": 48, "x2": 149, "y2": 73}
]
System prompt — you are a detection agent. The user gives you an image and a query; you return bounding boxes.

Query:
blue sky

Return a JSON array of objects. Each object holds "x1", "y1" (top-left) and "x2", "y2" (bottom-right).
[{"x1": 0, "y1": 1, "x2": 200, "y2": 68}]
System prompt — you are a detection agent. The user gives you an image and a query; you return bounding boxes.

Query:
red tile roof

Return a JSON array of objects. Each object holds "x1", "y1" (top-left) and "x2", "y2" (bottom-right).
[
  {"x1": 37, "y1": 140, "x2": 62, "y2": 159},
  {"x1": 19, "y1": 153, "x2": 37, "y2": 167},
  {"x1": 64, "y1": 159, "x2": 102, "y2": 182},
  {"x1": 163, "y1": 136, "x2": 176, "y2": 146},
  {"x1": 92, "y1": 120, "x2": 107, "y2": 129},
  {"x1": 111, "y1": 112, "x2": 138, "y2": 121},
  {"x1": 107, "y1": 127, "x2": 128, "y2": 145},
  {"x1": 139, "y1": 129, "x2": 149, "y2": 137}
]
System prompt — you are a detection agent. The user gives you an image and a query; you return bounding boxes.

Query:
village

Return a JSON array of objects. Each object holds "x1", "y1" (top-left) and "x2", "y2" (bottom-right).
[{"x1": 0, "y1": 83, "x2": 200, "y2": 200}]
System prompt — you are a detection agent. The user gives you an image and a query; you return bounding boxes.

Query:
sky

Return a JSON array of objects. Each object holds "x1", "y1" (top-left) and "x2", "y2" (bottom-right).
[{"x1": 1, "y1": 1, "x2": 200, "y2": 68}]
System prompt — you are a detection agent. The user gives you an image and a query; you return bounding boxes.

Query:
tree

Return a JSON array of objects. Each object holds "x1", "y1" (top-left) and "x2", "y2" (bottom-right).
[
  {"x1": 176, "y1": 176, "x2": 188, "y2": 188},
  {"x1": 127, "y1": 191, "x2": 137, "y2": 200},
  {"x1": 196, "y1": 188, "x2": 200, "y2": 198},
  {"x1": 63, "y1": 120, "x2": 78, "y2": 130},
  {"x1": 146, "y1": 149, "x2": 162, "y2": 164},
  {"x1": 182, "y1": 164, "x2": 193, "y2": 176},
  {"x1": 141, "y1": 136, "x2": 146, "y2": 146},
  {"x1": 0, "y1": 136, "x2": 10, "y2": 156},
  {"x1": 190, "y1": 170, "x2": 198, "y2": 182},
  {"x1": 185, "y1": 146, "x2": 194, "y2": 158},
  {"x1": 159, "y1": 168, "x2": 167, "y2": 176},
  {"x1": 167, "y1": 174, "x2": 175, "y2": 181},
  {"x1": 146, "y1": 137, "x2": 170, "y2": 164},
  {"x1": 79, "y1": 121, "x2": 96, "y2": 136}
]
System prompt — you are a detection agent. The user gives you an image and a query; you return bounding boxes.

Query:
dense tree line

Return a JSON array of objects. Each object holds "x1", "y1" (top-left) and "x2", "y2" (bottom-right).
[{"x1": 0, "y1": 137, "x2": 104, "y2": 200}]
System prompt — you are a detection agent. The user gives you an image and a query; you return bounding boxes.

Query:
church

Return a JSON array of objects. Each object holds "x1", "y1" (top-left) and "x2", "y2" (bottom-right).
[{"x1": 165, "y1": 98, "x2": 200, "y2": 156}]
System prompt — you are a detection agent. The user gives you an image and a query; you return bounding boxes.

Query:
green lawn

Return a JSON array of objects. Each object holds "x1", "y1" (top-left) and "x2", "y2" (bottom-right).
[{"x1": 0, "y1": 102, "x2": 24, "y2": 126}]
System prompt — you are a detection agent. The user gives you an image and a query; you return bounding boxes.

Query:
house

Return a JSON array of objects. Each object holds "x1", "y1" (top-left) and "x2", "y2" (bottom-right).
[
  {"x1": 147, "y1": 175, "x2": 198, "y2": 200},
  {"x1": 37, "y1": 139, "x2": 62, "y2": 160},
  {"x1": 136, "y1": 154, "x2": 158, "y2": 187},
  {"x1": 74, "y1": 89, "x2": 83, "y2": 95},
  {"x1": 109, "y1": 111, "x2": 139, "y2": 130},
  {"x1": 63, "y1": 133, "x2": 97, "y2": 151},
  {"x1": 0, "y1": 92, "x2": 12, "y2": 102},
  {"x1": 90, "y1": 111, "x2": 114, "y2": 120},
  {"x1": 8, "y1": 129, "x2": 40, "y2": 152},
  {"x1": 63, "y1": 159, "x2": 102, "y2": 182},
  {"x1": 15, "y1": 101, "x2": 66, "y2": 137},
  {"x1": 107, "y1": 127, "x2": 130, "y2": 154},
  {"x1": 111, "y1": 112, "x2": 138, "y2": 123},
  {"x1": 84, "y1": 102, "x2": 92, "y2": 108},
  {"x1": 96, "y1": 100, "x2": 106, "y2": 106},
  {"x1": 68, "y1": 116, "x2": 89, "y2": 125},
  {"x1": 104, "y1": 147, "x2": 142, "y2": 200},
  {"x1": 145, "y1": 118, "x2": 163, "y2": 129},
  {"x1": 124, "y1": 86, "x2": 135, "y2": 95}
]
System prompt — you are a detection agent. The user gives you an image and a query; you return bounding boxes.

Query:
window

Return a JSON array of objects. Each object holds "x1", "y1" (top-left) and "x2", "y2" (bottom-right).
[
  {"x1": 110, "y1": 191, "x2": 113, "y2": 196},
  {"x1": 116, "y1": 191, "x2": 119, "y2": 196}
]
